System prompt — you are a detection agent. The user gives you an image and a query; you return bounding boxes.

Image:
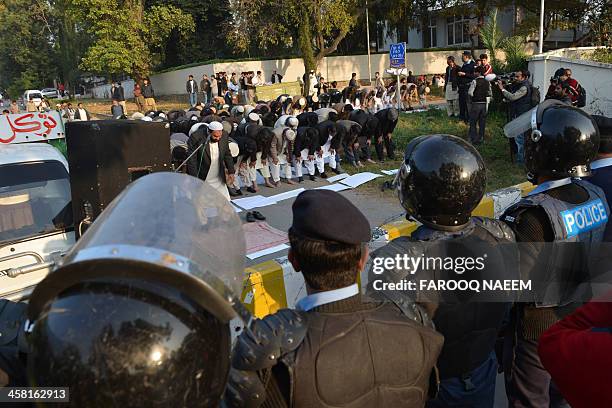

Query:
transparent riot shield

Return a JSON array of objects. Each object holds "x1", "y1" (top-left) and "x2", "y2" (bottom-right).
[{"x1": 28, "y1": 172, "x2": 250, "y2": 326}]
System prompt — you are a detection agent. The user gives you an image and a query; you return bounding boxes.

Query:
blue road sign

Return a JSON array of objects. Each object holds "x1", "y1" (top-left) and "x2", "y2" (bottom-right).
[{"x1": 390, "y1": 43, "x2": 406, "y2": 68}]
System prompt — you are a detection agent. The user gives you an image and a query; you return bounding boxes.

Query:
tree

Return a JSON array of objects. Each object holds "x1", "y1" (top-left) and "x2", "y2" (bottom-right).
[
  {"x1": 68, "y1": 0, "x2": 194, "y2": 79},
  {"x1": 479, "y1": 9, "x2": 505, "y2": 70},
  {"x1": 513, "y1": 0, "x2": 611, "y2": 47},
  {"x1": 148, "y1": 0, "x2": 232, "y2": 68},
  {"x1": 0, "y1": 0, "x2": 58, "y2": 97},
  {"x1": 227, "y1": 0, "x2": 392, "y2": 94}
]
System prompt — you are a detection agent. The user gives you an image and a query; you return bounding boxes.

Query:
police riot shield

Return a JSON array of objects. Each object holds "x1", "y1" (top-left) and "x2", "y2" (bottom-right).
[{"x1": 28, "y1": 172, "x2": 249, "y2": 325}]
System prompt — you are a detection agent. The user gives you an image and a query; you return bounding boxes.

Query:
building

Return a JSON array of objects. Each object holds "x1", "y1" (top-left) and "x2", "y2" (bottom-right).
[{"x1": 376, "y1": 4, "x2": 589, "y2": 52}]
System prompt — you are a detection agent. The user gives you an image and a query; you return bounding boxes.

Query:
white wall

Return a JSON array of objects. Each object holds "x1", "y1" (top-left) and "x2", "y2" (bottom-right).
[
  {"x1": 528, "y1": 48, "x2": 612, "y2": 116},
  {"x1": 92, "y1": 49, "x2": 500, "y2": 98}
]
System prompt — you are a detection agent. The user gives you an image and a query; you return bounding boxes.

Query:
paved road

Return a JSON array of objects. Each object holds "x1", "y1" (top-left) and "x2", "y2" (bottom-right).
[{"x1": 238, "y1": 174, "x2": 403, "y2": 266}]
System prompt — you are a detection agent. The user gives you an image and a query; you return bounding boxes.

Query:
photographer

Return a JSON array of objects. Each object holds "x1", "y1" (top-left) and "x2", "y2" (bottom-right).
[{"x1": 497, "y1": 70, "x2": 531, "y2": 163}]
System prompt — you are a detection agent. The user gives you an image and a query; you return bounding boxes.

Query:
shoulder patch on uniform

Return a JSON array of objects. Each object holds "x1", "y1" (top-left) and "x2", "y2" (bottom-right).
[{"x1": 560, "y1": 198, "x2": 609, "y2": 237}]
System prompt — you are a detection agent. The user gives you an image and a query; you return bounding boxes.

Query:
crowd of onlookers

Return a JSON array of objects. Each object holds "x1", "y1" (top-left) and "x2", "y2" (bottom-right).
[{"x1": 441, "y1": 50, "x2": 586, "y2": 160}]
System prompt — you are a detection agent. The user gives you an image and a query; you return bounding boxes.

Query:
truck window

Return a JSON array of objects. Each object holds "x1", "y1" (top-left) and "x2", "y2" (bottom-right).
[{"x1": 0, "y1": 161, "x2": 72, "y2": 245}]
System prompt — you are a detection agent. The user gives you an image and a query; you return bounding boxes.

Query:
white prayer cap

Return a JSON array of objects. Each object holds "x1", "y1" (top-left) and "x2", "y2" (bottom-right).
[
  {"x1": 141, "y1": 116, "x2": 152, "y2": 122},
  {"x1": 208, "y1": 121, "x2": 223, "y2": 131},
  {"x1": 287, "y1": 117, "x2": 298, "y2": 128},
  {"x1": 189, "y1": 122, "x2": 206, "y2": 136},
  {"x1": 236, "y1": 105, "x2": 245, "y2": 113},
  {"x1": 248, "y1": 112, "x2": 260, "y2": 122},
  {"x1": 284, "y1": 128, "x2": 296, "y2": 141}
]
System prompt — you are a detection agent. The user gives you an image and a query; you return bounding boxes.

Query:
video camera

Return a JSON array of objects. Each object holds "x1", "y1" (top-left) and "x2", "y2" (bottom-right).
[{"x1": 494, "y1": 72, "x2": 516, "y2": 86}]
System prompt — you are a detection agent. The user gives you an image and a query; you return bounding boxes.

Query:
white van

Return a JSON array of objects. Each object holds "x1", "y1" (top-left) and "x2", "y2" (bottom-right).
[
  {"x1": 0, "y1": 144, "x2": 75, "y2": 301},
  {"x1": 23, "y1": 90, "x2": 43, "y2": 107}
]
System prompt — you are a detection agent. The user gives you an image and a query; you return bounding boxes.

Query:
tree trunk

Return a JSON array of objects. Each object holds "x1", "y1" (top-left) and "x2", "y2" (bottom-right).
[{"x1": 298, "y1": 9, "x2": 315, "y2": 96}]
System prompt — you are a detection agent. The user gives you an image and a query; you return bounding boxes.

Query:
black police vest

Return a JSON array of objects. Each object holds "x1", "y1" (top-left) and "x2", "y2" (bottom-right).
[
  {"x1": 503, "y1": 179, "x2": 609, "y2": 306},
  {"x1": 471, "y1": 78, "x2": 490, "y2": 103},
  {"x1": 286, "y1": 302, "x2": 443, "y2": 408},
  {"x1": 411, "y1": 218, "x2": 515, "y2": 379}
]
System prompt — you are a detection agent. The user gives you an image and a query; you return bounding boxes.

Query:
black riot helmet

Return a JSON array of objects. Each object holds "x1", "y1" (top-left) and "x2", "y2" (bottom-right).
[
  {"x1": 26, "y1": 173, "x2": 249, "y2": 407},
  {"x1": 524, "y1": 100, "x2": 599, "y2": 181},
  {"x1": 396, "y1": 134, "x2": 486, "y2": 230}
]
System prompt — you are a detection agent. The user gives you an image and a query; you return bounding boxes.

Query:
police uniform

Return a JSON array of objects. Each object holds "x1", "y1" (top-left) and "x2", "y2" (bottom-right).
[
  {"x1": 372, "y1": 134, "x2": 515, "y2": 408},
  {"x1": 501, "y1": 104, "x2": 608, "y2": 408},
  {"x1": 585, "y1": 115, "x2": 612, "y2": 242},
  {"x1": 225, "y1": 190, "x2": 444, "y2": 408},
  {"x1": 15, "y1": 174, "x2": 249, "y2": 406}
]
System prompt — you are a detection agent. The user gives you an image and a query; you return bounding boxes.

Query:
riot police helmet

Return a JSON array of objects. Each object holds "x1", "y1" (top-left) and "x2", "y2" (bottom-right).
[
  {"x1": 26, "y1": 173, "x2": 248, "y2": 407},
  {"x1": 396, "y1": 134, "x2": 486, "y2": 229},
  {"x1": 525, "y1": 100, "x2": 600, "y2": 181}
]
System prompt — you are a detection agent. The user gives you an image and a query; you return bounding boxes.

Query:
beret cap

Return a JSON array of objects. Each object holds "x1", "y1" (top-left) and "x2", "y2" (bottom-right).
[{"x1": 290, "y1": 190, "x2": 370, "y2": 244}]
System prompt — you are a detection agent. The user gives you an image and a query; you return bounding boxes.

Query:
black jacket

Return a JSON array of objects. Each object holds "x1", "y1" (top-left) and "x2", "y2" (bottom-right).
[
  {"x1": 186, "y1": 130, "x2": 235, "y2": 182},
  {"x1": 349, "y1": 110, "x2": 378, "y2": 141},
  {"x1": 445, "y1": 65, "x2": 459, "y2": 91},
  {"x1": 375, "y1": 108, "x2": 399, "y2": 137},
  {"x1": 142, "y1": 84, "x2": 154, "y2": 98},
  {"x1": 186, "y1": 80, "x2": 198, "y2": 94},
  {"x1": 458, "y1": 60, "x2": 475, "y2": 87},
  {"x1": 294, "y1": 127, "x2": 318, "y2": 156},
  {"x1": 113, "y1": 85, "x2": 125, "y2": 101}
]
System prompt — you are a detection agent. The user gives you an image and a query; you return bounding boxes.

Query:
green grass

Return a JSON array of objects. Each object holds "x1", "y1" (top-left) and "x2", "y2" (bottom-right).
[
  {"x1": 348, "y1": 108, "x2": 526, "y2": 196},
  {"x1": 49, "y1": 139, "x2": 67, "y2": 158}
]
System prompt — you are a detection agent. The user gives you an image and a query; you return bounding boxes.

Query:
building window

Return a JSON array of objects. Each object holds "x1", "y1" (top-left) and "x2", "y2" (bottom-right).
[
  {"x1": 424, "y1": 15, "x2": 437, "y2": 48},
  {"x1": 447, "y1": 15, "x2": 470, "y2": 45}
]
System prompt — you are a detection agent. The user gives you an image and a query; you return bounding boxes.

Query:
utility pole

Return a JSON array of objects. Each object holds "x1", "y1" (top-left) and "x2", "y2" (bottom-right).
[
  {"x1": 539, "y1": 0, "x2": 545, "y2": 53},
  {"x1": 366, "y1": 0, "x2": 372, "y2": 84}
]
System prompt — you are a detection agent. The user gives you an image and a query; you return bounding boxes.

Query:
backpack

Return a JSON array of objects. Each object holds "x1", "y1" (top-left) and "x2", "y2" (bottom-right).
[
  {"x1": 530, "y1": 85, "x2": 541, "y2": 108},
  {"x1": 576, "y1": 84, "x2": 586, "y2": 108}
]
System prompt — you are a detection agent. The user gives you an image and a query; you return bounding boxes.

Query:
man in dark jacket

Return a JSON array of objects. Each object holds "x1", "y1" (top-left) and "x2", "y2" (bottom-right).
[
  {"x1": 445, "y1": 56, "x2": 460, "y2": 117},
  {"x1": 186, "y1": 75, "x2": 198, "y2": 107},
  {"x1": 142, "y1": 78, "x2": 156, "y2": 112},
  {"x1": 112, "y1": 82, "x2": 127, "y2": 115},
  {"x1": 374, "y1": 107, "x2": 399, "y2": 161},
  {"x1": 293, "y1": 127, "x2": 319, "y2": 182},
  {"x1": 186, "y1": 121, "x2": 235, "y2": 200},
  {"x1": 225, "y1": 190, "x2": 443, "y2": 408},
  {"x1": 498, "y1": 70, "x2": 532, "y2": 163},
  {"x1": 349, "y1": 109, "x2": 378, "y2": 164},
  {"x1": 270, "y1": 70, "x2": 283, "y2": 84},
  {"x1": 457, "y1": 51, "x2": 475, "y2": 122},
  {"x1": 200, "y1": 74, "x2": 212, "y2": 105},
  {"x1": 336, "y1": 119, "x2": 362, "y2": 167}
]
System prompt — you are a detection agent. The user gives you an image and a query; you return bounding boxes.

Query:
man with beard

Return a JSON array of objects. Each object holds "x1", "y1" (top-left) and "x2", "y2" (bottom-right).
[{"x1": 186, "y1": 121, "x2": 235, "y2": 201}]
